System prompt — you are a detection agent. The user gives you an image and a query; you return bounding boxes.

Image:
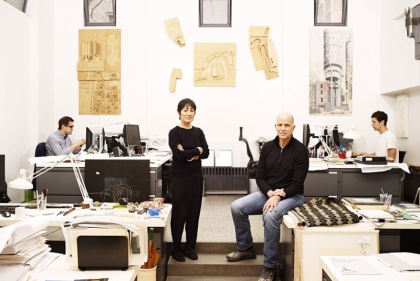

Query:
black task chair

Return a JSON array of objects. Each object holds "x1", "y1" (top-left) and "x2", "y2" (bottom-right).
[{"x1": 32, "y1": 142, "x2": 47, "y2": 191}]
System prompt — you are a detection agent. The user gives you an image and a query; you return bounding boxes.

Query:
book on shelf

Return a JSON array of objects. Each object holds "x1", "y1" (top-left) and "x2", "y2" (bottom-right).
[{"x1": 392, "y1": 203, "x2": 420, "y2": 212}]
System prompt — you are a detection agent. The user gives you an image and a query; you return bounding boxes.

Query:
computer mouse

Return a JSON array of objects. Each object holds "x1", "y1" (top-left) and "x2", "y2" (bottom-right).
[{"x1": 2, "y1": 211, "x2": 11, "y2": 218}]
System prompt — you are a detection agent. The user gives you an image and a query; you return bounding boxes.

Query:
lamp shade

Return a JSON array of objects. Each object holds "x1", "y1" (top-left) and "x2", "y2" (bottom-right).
[
  {"x1": 9, "y1": 169, "x2": 33, "y2": 189},
  {"x1": 343, "y1": 124, "x2": 361, "y2": 140}
]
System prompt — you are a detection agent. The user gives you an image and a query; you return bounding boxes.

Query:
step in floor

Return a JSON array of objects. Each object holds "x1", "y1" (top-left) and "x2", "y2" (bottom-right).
[{"x1": 167, "y1": 253, "x2": 265, "y2": 277}]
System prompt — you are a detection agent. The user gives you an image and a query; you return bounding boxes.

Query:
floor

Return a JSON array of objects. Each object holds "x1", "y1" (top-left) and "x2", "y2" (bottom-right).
[{"x1": 163, "y1": 194, "x2": 264, "y2": 243}]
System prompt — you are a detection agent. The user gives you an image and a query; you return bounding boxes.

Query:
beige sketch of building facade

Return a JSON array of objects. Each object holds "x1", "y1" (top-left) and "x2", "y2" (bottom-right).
[
  {"x1": 78, "y1": 29, "x2": 121, "y2": 115},
  {"x1": 194, "y1": 43, "x2": 236, "y2": 87}
]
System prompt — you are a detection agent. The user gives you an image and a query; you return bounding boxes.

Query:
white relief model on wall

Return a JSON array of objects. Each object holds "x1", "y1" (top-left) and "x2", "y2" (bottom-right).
[
  {"x1": 194, "y1": 43, "x2": 236, "y2": 87},
  {"x1": 249, "y1": 26, "x2": 279, "y2": 80},
  {"x1": 309, "y1": 29, "x2": 353, "y2": 115}
]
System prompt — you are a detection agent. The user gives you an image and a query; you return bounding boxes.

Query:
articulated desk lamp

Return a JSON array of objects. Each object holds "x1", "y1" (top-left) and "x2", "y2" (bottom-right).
[{"x1": 8, "y1": 153, "x2": 92, "y2": 205}]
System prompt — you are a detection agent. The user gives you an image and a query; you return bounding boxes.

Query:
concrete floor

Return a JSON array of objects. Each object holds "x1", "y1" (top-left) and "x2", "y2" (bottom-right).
[{"x1": 163, "y1": 194, "x2": 264, "y2": 243}]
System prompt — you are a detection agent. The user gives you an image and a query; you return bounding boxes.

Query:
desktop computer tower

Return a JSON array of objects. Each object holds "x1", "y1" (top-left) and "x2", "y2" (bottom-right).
[{"x1": 0, "y1": 155, "x2": 10, "y2": 203}]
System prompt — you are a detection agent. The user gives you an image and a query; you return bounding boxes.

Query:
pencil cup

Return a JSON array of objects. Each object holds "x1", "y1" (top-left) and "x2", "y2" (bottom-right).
[
  {"x1": 37, "y1": 194, "x2": 47, "y2": 210},
  {"x1": 380, "y1": 194, "x2": 392, "y2": 209},
  {"x1": 137, "y1": 265, "x2": 156, "y2": 281}
]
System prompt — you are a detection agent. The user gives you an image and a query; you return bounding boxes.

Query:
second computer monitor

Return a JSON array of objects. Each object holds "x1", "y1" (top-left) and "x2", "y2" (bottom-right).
[
  {"x1": 85, "y1": 127, "x2": 105, "y2": 153},
  {"x1": 123, "y1": 124, "x2": 141, "y2": 148}
]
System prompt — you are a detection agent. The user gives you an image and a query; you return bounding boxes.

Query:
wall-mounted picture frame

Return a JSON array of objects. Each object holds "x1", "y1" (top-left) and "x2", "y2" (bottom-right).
[
  {"x1": 84, "y1": 0, "x2": 116, "y2": 26},
  {"x1": 199, "y1": 0, "x2": 232, "y2": 27},
  {"x1": 314, "y1": 0, "x2": 347, "y2": 26}
]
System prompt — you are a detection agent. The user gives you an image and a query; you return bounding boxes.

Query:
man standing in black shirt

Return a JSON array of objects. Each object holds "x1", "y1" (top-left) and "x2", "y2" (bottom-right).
[{"x1": 226, "y1": 112, "x2": 309, "y2": 281}]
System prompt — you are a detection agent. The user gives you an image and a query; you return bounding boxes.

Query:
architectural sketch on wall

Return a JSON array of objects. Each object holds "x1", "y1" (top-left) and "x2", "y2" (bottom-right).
[
  {"x1": 164, "y1": 17, "x2": 186, "y2": 48},
  {"x1": 309, "y1": 29, "x2": 353, "y2": 115},
  {"x1": 199, "y1": 0, "x2": 232, "y2": 27},
  {"x1": 84, "y1": 0, "x2": 116, "y2": 26},
  {"x1": 249, "y1": 26, "x2": 279, "y2": 80},
  {"x1": 194, "y1": 43, "x2": 236, "y2": 87},
  {"x1": 78, "y1": 29, "x2": 121, "y2": 115},
  {"x1": 404, "y1": 4, "x2": 420, "y2": 60}
]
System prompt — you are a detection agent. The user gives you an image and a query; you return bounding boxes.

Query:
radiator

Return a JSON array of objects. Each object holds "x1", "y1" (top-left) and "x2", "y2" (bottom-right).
[{"x1": 202, "y1": 167, "x2": 249, "y2": 195}]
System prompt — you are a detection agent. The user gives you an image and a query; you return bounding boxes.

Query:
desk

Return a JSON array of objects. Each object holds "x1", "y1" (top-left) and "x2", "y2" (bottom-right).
[
  {"x1": 0, "y1": 204, "x2": 172, "y2": 281},
  {"x1": 35, "y1": 255, "x2": 138, "y2": 281},
  {"x1": 35, "y1": 153, "x2": 171, "y2": 203},
  {"x1": 305, "y1": 163, "x2": 403, "y2": 204},
  {"x1": 281, "y1": 212, "x2": 420, "y2": 281},
  {"x1": 320, "y1": 255, "x2": 420, "y2": 281}
]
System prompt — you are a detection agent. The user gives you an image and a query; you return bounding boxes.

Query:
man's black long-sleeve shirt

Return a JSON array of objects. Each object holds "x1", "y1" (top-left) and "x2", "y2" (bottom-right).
[{"x1": 256, "y1": 135, "x2": 309, "y2": 198}]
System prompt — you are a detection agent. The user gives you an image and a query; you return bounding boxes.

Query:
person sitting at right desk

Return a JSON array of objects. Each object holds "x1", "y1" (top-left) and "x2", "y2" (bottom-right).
[
  {"x1": 46, "y1": 116, "x2": 86, "y2": 156},
  {"x1": 355, "y1": 110, "x2": 399, "y2": 163}
]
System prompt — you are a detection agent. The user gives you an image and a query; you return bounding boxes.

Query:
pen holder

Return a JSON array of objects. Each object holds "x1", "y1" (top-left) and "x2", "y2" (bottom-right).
[
  {"x1": 338, "y1": 153, "x2": 346, "y2": 159},
  {"x1": 380, "y1": 194, "x2": 392, "y2": 209},
  {"x1": 37, "y1": 194, "x2": 47, "y2": 210}
]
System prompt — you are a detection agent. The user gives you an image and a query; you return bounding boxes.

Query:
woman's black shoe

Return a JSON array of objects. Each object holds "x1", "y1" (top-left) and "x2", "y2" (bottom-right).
[
  {"x1": 172, "y1": 250, "x2": 185, "y2": 262},
  {"x1": 185, "y1": 251, "x2": 198, "y2": 260}
]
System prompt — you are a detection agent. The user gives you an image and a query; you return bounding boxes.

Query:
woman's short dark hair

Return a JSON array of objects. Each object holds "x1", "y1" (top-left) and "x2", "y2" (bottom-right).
[
  {"x1": 177, "y1": 98, "x2": 196, "y2": 114},
  {"x1": 58, "y1": 116, "x2": 74, "y2": 130},
  {"x1": 371, "y1": 111, "x2": 388, "y2": 126}
]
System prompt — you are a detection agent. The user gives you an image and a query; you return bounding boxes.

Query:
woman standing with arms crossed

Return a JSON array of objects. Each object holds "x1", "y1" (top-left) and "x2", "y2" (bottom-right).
[{"x1": 169, "y1": 98, "x2": 209, "y2": 262}]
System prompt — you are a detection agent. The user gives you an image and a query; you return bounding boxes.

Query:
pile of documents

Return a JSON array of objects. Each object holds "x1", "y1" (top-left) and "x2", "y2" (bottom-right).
[{"x1": 0, "y1": 216, "x2": 51, "y2": 268}]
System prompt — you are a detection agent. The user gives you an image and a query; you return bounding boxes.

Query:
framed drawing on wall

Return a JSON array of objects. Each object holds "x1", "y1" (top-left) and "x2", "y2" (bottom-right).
[
  {"x1": 314, "y1": 0, "x2": 347, "y2": 26},
  {"x1": 199, "y1": 0, "x2": 232, "y2": 27},
  {"x1": 84, "y1": 0, "x2": 116, "y2": 26}
]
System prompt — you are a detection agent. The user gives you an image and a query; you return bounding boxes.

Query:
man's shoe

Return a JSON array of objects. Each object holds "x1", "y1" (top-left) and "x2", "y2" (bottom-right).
[
  {"x1": 184, "y1": 250, "x2": 198, "y2": 260},
  {"x1": 226, "y1": 247, "x2": 256, "y2": 262},
  {"x1": 258, "y1": 266, "x2": 277, "y2": 281},
  {"x1": 171, "y1": 250, "x2": 185, "y2": 262}
]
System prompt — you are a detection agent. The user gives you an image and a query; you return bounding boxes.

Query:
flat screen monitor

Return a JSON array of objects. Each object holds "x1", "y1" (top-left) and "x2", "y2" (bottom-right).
[
  {"x1": 85, "y1": 159, "x2": 150, "y2": 203},
  {"x1": 85, "y1": 127, "x2": 105, "y2": 153},
  {"x1": 332, "y1": 125, "x2": 340, "y2": 147},
  {"x1": 302, "y1": 124, "x2": 311, "y2": 147},
  {"x1": 123, "y1": 124, "x2": 141, "y2": 148}
]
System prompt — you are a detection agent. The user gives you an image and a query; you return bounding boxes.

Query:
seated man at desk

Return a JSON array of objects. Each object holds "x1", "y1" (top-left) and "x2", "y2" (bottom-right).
[
  {"x1": 356, "y1": 110, "x2": 399, "y2": 163},
  {"x1": 46, "y1": 116, "x2": 86, "y2": 156}
]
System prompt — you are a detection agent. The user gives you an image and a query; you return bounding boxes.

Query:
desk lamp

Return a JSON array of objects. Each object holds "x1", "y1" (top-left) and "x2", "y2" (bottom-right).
[
  {"x1": 8, "y1": 153, "x2": 92, "y2": 205},
  {"x1": 343, "y1": 124, "x2": 361, "y2": 140}
]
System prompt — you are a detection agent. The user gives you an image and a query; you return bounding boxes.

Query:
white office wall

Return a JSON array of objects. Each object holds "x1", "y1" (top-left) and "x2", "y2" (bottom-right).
[
  {"x1": 0, "y1": 1, "x2": 31, "y2": 202},
  {"x1": 380, "y1": 0, "x2": 420, "y2": 94},
  {"x1": 2, "y1": 0, "x2": 419, "y2": 201},
  {"x1": 45, "y1": 0, "x2": 396, "y2": 155},
  {"x1": 379, "y1": 0, "x2": 420, "y2": 166}
]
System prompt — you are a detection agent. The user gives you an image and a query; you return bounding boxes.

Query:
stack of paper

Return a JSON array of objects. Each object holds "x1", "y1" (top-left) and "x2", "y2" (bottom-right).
[{"x1": 0, "y1": 217, "x2": 51, "y2": 268}]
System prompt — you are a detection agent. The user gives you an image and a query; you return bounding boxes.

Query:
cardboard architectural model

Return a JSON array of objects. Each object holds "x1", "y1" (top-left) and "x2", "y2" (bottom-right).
[
  {"x1": 194, "y1": 43, "x2": 236, "y2": 87},
  {"x1": 249, "y1": 26, "x2": 279, "y2": 80},
  {"x1": 164, "y1": 17, "x2": 186, "y2": 48},
  {"x1": 77, "y1": 29, "x2": 121, "y2": 115},
  {"x1": 169, "y1": 68, "x2": 182, "y2": 93}
]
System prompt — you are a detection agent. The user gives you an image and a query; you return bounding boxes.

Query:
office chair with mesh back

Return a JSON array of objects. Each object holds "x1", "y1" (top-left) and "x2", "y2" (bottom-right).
[{"x1": 32, "y1": 142, "x2": 47, "y2": 191}]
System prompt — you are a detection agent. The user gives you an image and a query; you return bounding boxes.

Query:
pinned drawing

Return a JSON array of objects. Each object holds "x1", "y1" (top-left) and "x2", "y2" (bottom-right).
[
  {"x1": 194, "y1": 43, "x2": 236, "y2": 87},
  {"x1": 78, "y1": 29, "x2": 121, "y2": 115},
  {"x1": 164, "y1": 17, "x2": 186, "y2": 48},
  {"x1": 169, "y1": 68, "x2": 182, "y2": 93},
  {"x1": 249, "y1": 26, "x2": 279, "y2": 80}
]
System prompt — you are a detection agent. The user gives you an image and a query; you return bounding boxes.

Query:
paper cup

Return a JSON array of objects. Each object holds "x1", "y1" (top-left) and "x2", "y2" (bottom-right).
[{"x1": 15, "y1": 206, "x2": 25, "y2": 219}]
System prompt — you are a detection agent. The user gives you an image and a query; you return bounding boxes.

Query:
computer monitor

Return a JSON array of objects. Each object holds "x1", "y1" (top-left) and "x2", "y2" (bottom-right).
[
  {"x1": 332, "y1": 125, "x2": 340, "y2": 147},
  {"x1": 302, "y1": 124, "x2": 311, "y2": 147},
  {"x1": 123, "y1": 124, "x2": 141, "y2": 148},
  {"x1": 85, "y1": 127, "x2": 105, "y2": 153},
  {"x1": 84, "y1": 159, "x2": 150, "y2": 203}
]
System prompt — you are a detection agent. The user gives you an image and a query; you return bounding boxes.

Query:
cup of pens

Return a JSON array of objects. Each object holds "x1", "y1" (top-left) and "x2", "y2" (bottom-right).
[
  {"x1": 380, "y1": 193, "x2": 392, "y2": 209},
  {"x1": 37, "y1": 188, "x2": 48, "y2": 210}
]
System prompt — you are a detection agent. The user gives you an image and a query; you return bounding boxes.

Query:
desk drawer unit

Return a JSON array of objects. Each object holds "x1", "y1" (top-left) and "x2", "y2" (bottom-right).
[{"x1": 341, "y1": 169, "x2": 400, "y2": 203}]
